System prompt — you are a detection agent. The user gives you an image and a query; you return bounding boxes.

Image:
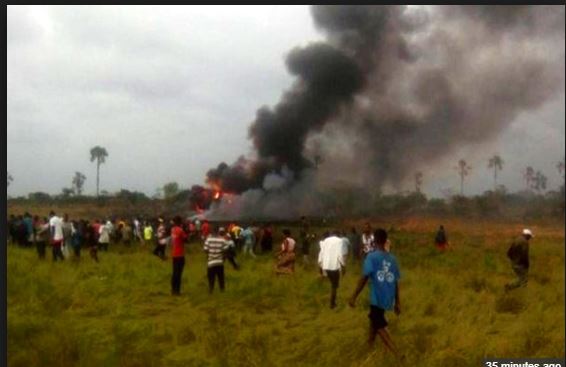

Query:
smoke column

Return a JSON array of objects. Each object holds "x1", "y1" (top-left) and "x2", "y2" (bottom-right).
[{"x1": 200, "y1": 5, "x2": 565, "y2": 218}]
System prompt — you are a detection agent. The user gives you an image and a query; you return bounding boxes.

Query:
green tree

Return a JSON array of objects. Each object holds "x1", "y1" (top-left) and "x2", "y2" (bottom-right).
[
  {"x1": 456, "y1": 159, "x2": 472, "y2": 196},
  {"x1": 414, "y1": 171, "x2": 423, "y2": 193},
  {"x1": 90, "y1": 146, "x2": 108, "y2": 197},
  {"x1": 72, "y1": 171, "x2": 87, "y2": 195},
  {"x1": 488, "y1": 155, "x2": 504, "y2": 190},
  {"x1": 163, "y1": 182, "x2": 180, "y2": 199}
]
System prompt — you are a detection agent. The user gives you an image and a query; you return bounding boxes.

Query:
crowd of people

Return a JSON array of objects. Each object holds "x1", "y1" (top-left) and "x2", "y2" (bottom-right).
[{"x1": 7, "y1": 211, "x2": 534, "y2": 360}]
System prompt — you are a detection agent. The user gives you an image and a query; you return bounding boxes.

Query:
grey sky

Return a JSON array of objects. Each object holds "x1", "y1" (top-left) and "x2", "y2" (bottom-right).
[{"x1": 7, "y1": 5, "x2": 565, "y2": 198}]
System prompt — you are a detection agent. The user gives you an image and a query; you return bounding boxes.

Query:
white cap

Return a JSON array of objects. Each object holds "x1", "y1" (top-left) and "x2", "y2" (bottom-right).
[{"x1": 522, "y1": 228, "x2": 534, "y2": 237}]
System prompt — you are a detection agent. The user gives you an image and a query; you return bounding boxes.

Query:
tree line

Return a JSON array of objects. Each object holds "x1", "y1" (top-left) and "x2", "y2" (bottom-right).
[{"x1": 7, "y1": 148, "x2": 566, "y2": 201}]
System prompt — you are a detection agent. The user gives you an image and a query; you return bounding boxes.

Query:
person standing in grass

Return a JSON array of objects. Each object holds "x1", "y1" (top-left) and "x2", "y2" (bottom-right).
[
  {"x1": 241, "y1": 225, "x2": 256, "y2": 258},
  {"x1": 349, "y1": 228, "x2": 401, "y2": 358},
  {"x1": 49, "y1": 211, "x2": 65, "y2": 261},
  {"x1": 98, "y1": 220, "x2": 111, "y2": 252},
  {"x1": 347, "y1": 227, "x2": 362, "y2": 263},
  {"x1": 23, "y1": 212, "x2": 34, "y2": 247},
  {"x1": 275, "y1": 229, "x2": 296, "y2": 275},
  {"x1": 62, "y1": 214, "x2": 73, "y2": 258},
  {"x1": 204, "y1": 227, "x2": 231, "y2": 293},
  {"x1": 223, "y1": 229, "x2": 240, "y2": 270},
  {"x1": 361, "y1": 222, "x2": 375, "y2": 259},
  {"x1": 260, "y1": 224, "x2": 273, "y2": 253},
  {"x1": 143, "y1": 221, "x2": 154, "y2": 247},
  {"x1": 69, "y1": 220, "x2": 81, "y2": 259},
  {"x1": 300, "y1": 216, "x2": 312, "y2": 264},
  {"x1": 505, "y1": 229, "x2": 533, "y2": 291},
  {"x1": 121, "y1": 221, "x2": 133, "y2": 246},
  {"x1": 34, "y1": 216, "x2": 50, "y2": 260},
  {"x1": 84, "y1": 220, "x2": 99, "y2": 262},
  {"x1": 170, "y1": 216, "x2": 188, "y2": 296},
  {"x1": 435, "y1": 225, "x2": 448, "y2": 251},
  {"x1": 318, "y1": 230, "x2": 347, "y2": 309},
  {"x1": 153, "y1": 218, "x2": 167, "y2": 260}
]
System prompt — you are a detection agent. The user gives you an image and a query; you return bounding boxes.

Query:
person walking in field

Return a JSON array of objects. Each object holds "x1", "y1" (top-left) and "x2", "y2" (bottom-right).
[
  {"x1": 275, "y1": 229, "x2": 296, "y2": 275},
  {"x1": 435, "y1": 225, "x2": 448, "y2": 251},
  {"x1": 349, "y1": 228, "x2": 401, "y2": 358},
  {"x1": 49, "y1": 211, "x2": 65, "y2": 262},
  {"x1": 318, "y1": 230, "x2": 347, "y2": 309},
  {"x1": 204, "y1": 227, "x2": 231, "y2": 293},
  {"x1": 170, "y1": 216, "x2": 188, "y2": 296},
  {"x1": 505, "y1": 229, "x2": 533, "y2": 291}
]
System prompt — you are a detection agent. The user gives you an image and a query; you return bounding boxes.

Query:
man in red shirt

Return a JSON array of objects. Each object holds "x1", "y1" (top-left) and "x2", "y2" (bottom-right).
[{"x1": 170, "y1": 216, "x2": 188, "y2": 296}]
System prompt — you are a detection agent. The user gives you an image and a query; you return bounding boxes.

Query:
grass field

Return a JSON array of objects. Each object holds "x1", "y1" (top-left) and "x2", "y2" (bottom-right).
[{"x1": 7, "y1": 218, "x2": 565, "y2": 367}]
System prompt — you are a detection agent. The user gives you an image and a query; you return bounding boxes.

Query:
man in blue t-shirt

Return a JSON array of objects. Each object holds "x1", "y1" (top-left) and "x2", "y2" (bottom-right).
[{"x1": 349, "y1": 228, "x2": 401, "y2": 358}]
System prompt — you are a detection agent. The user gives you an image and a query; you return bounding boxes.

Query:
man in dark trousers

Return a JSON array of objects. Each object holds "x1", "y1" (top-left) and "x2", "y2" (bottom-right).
[
  {"x1": 505, "y1": 229, "x2": 533, "y2": 291},
  {"x1": 318, "y1": 230, "x2": 346, "y2": 309},
  {"x1": 435, "y1": 225, "x2": 448, "y2": 251},
  {"x1": 170, "y1": 216, "x2": 188, "y2": 296},
  {"x1": 204, "y1": 227, "x2": 231, "y2": 293},
  {"x1": 349, "y1": 228, "x2": 401, "y2": 359}
]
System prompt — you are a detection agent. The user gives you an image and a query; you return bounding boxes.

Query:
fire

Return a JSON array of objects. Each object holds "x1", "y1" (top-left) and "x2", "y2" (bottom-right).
[{"x1": 214, "y1": 191, "x2": 221, "y2": 200}]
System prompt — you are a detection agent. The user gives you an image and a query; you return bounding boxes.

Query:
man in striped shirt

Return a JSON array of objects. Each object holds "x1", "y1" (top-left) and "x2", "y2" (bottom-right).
[{"x1": 204, "y1": 227, "x2": 231, "y2": 293}]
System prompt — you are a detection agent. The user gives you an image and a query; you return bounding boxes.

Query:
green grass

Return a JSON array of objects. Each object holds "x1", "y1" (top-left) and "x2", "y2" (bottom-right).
[{"x1": 7, "y1": 223, "x2": 565, "y2": 367}]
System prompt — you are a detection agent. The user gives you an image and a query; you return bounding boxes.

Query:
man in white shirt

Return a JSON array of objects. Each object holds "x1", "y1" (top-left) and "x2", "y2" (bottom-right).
[
  {"x1": 49, "y1": 211, "x2": 65, "y2": 261},
  {"x1": 318, "y1": 230, "x2": 347, "y2": 309}
]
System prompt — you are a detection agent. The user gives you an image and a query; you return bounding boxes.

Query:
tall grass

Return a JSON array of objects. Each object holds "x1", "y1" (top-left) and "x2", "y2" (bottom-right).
[{"x1": 7, "y1": 221, "x2": 565, "y2": 366}]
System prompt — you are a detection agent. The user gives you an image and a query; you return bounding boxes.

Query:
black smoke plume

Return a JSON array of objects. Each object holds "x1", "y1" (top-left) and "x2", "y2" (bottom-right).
[{"x1": 196, "y1": 5, "x2": 564, "y2": 216}]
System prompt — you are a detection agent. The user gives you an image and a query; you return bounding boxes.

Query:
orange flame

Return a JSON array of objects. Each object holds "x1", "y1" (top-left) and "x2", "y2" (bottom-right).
[{"x1": 214, "y1": 191, "x2": 221, "y2": 200}]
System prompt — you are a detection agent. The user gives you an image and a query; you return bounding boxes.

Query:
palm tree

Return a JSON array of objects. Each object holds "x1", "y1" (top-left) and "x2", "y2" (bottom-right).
[
  {"x1": 72, "y1": 172, "x2": 87, "y2": 195},
  {"x1": 488, "y1": 155, "x2": 504, "y2": 190},
  {"x1": 523, "y1": 166, "x2": 535, "y2": 191},
  {"x1": 532, "y1": 171, "x2": 547, "y2": 193},
  {"x1": 456, "y1": 159, "x2": 471, "y2": 195},
  {"x1": 414, "y1": 171, "x2": 423, "y2": 193},
  {"x1": 7, "y1": 172, "x2": 13, "y2": 187},
  {"x1": 90, "y1": 146, "x2": 108, "y2": 197}
]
